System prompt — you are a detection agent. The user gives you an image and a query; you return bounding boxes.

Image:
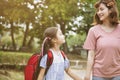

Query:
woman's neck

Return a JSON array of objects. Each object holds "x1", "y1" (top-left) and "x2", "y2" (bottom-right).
[
  {"x1": 102, "y1": 20, "x2": 113, "y2": 28},
  {"x1": 101, "y1": 21, "x2": 117, "y2": 33}
]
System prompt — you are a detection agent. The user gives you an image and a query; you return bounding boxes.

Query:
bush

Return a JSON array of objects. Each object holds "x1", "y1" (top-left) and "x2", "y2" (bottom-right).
[{"x1": 0, "y1": 51, "x2": 32, "y2": 65}]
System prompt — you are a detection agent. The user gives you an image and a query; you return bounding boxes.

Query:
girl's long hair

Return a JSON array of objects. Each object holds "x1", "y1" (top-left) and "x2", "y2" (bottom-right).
[{"x1": 33, "y1": 27, "x2": 58, "y2": 80}]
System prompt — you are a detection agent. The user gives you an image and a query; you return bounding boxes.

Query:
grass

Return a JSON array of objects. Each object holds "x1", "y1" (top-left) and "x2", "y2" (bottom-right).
[
  {"x1": 0, "y1": 70, "x2": 24, "y2": 80},
  {"x1": 0, "y1": 51, "x2": 87, "y2": 80},
  {"x1": 0, "y1": 51, "x2": 86, "y2": 64}
]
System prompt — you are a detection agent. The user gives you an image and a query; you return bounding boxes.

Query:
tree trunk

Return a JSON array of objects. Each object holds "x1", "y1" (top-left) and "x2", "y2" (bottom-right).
[
  {"x1": 27, "y1": 36, "x2": 34, "y2": 48},
  {"x1": 10, "y1": 21, "x2": 16, "y2": 50},
  {"x1": 22, "y1": 22, "x2": 29, "y2": 47}
]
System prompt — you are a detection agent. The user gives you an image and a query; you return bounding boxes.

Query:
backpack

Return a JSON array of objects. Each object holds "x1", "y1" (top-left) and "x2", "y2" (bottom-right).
[{"x1": 24, "y1": 50, "x2": 66, "y2": 80}]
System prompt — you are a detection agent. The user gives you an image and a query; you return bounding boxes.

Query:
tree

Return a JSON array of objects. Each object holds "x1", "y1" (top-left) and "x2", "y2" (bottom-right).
[
  {"x1": 37, "y1": 0, "x2": 81, "y2": 53},
  {"x1": 0, "y1": 0, "x2": 19, "y2": 50},
  {"x1": 0, "y1": 0, "x2": 43, "y2": 51},
  {"x1": 1, "y1": 0, "x2": 119, "y2": 52}
]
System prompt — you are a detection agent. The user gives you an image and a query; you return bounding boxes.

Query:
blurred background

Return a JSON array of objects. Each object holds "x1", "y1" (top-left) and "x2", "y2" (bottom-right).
[{"x1": 0, "y1": 0, "x2": 120, "y2": 80}]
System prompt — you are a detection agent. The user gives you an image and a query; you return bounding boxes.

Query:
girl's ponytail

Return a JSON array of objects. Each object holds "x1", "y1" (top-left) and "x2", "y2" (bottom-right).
[
  {"x1": 33, "y1": 37, "x2": 51, "y2": 80},
  {"x1": 41, "y1": 37, "x2": 51, "y2": 56}
]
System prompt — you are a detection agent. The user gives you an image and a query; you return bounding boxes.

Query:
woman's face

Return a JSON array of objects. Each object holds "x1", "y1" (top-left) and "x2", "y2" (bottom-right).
[{"x1": 97, "y1": 3, "x2": 110, "y2": 22}]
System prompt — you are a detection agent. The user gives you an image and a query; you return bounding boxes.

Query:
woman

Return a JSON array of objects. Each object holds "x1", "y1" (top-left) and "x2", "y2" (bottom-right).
[{"x1": 83, "y1": 0, "x2": 120, "y2": 80}]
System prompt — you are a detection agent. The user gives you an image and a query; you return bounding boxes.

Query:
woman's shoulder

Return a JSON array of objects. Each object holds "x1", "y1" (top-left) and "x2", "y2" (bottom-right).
[
  {"x1": 117, "y1": 23, "x2": 120, "y2": 27},
  {"x1": 115, "y1": 23, "x2": 120, "y2": 30},
  {"x1": 89, "y1": 24, "x2": 101, "y2": 31}
]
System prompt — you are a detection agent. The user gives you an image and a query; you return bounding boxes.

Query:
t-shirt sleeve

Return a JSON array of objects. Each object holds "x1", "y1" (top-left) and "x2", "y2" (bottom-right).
[
  {"x1": 64, "y1": 57, "x2": 70, "y2": 69},
  {"x1": 83, "y1": 28, "x2": 96, "y2": 50},
  {"x1": 40, "y1": 55, "x2": 47, "y2": 68}
]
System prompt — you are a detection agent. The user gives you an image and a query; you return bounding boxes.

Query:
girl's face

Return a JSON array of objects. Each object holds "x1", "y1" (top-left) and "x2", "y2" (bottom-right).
[
  {"x1": 97, "y1": 3, "x2": 110, "y2": 22},
  {"x1": 54, "y1": 28, "x2": 65, "y2": 45}
]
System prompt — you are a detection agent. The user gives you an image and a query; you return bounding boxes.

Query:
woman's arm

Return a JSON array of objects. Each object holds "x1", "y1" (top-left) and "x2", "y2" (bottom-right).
[
  {"x1": 84, "y1": 50, "x2": 95, "y2": 80},
  {"x1": 37, "y1": 68, "x2": 46, "y2": 80},
  {"x1": 65, "y1": 67, "x2": 82, "y2": 80}
]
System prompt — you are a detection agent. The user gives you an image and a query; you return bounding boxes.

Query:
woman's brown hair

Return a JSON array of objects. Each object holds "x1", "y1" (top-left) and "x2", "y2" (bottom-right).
[{"x1": 92, "y1": 0, "x2": 119, "y2": 26}]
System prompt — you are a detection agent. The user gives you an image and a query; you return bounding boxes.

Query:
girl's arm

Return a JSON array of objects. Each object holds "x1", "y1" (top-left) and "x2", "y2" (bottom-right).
[
  {"x1": 37, "y1": 68, "x2": 45, "y2": 80},
  {"x1": 65, "y1": 67, "x2": 82, "y2": 80},
  {"x1": 84, "y1": 50, "x2": 95, "y2": 80}
]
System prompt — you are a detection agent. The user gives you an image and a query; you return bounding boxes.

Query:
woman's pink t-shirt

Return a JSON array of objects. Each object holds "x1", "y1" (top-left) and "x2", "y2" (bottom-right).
[{"x1": 83, "y1": 24, "x2": 120, "y2": 77}]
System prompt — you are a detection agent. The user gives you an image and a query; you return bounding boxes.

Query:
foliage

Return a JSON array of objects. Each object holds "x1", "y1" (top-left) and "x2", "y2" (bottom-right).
[
  {"x1": 0, "y1": 51, "x2": 32, "y2": 64},
  {"x1": 0, "y1": 0, "x2": 120, "y2": 52},
  {"x1": 66, "y1": 34, "x2": 86, "y2": 51},
  {"x1": 1, "y1": 35, "x2": 11, "y2": 48},
  {"x1": 116, "y1": 0, "x2": 120, "y2": 18}
]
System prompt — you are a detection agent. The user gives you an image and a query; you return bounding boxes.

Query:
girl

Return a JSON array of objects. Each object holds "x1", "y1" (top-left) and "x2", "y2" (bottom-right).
[
  {"x1": 83, "y1": 0, "x2": 120, "y2": 80},
  {"x1": 36, "y1": 27, "x2": 81, "y2": 80}
]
